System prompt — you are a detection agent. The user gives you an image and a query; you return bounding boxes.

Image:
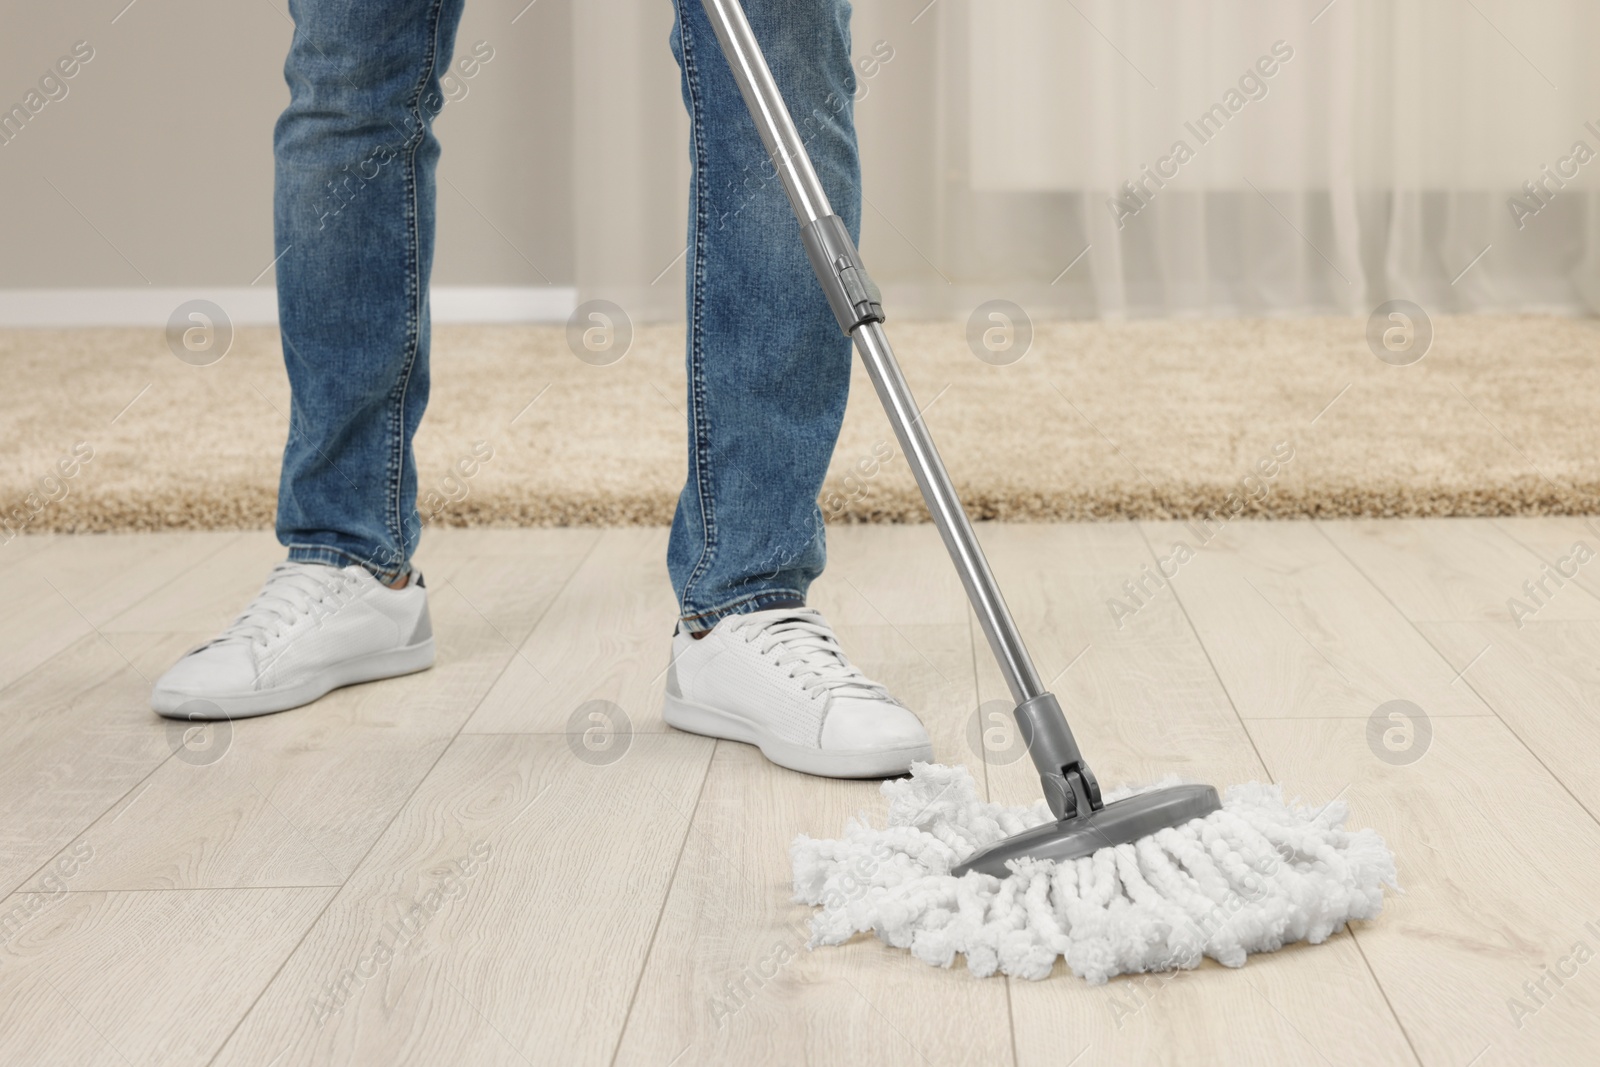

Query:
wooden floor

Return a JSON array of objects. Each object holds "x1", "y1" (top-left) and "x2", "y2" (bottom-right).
[{"x1": 3, "y1": 518, "x2": 1600, "y2": 1066}]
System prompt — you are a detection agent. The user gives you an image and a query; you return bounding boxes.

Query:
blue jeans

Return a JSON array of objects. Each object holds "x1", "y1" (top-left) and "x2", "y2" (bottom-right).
[{"x1": 273, "y1": 0, "x2": 860, "y2": 633}]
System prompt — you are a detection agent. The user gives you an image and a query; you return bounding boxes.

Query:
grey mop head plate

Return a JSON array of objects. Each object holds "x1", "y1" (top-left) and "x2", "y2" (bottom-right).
[{"x1": 952, "y1": 783, "x2": 1222, "y2": 878}]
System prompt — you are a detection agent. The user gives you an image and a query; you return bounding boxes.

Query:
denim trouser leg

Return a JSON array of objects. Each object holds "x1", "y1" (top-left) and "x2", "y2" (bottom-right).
[
  {"x1": 272, "y1": 0, "x2": 465, "y2": 583},
  {"x1": 668, "y1": 0, "x2": 861, "y2": 633}
]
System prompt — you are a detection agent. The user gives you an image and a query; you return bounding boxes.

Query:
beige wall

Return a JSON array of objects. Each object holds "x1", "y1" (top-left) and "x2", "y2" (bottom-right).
[{"x1": 0, "y1": 0, "x2": 577, "y2": 288}]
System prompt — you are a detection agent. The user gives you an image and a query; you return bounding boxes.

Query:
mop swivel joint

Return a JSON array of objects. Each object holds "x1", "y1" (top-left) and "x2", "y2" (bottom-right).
[
  {"x1": 1043, "y1": 767, "x2": 1103, "y2": 823},
  {"x1": 1013, "y1": 692, "x2": 1104, "y2": 820},
  {"x1": 800, "y1": 214, "x2": 886, "y2": 334}
]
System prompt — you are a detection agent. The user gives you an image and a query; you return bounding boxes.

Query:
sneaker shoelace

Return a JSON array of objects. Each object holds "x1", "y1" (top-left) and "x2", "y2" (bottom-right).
[
  {"x1": 725, "y1": 611, "x2": 892, "y2": 702},
  {"x1": 204, "y1": 562, "x2": 363, "y2": 652}
]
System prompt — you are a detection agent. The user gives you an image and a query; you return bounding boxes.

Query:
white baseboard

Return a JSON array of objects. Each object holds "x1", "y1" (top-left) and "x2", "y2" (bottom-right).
[{"x1": 0, "y1": 287, "x2": 579, "y2": 326}]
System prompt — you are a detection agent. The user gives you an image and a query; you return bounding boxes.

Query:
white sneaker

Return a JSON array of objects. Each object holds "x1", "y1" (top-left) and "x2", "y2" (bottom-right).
[
  {"x1": 151, "y1": 561, "x2": 434, "y2": 720},
  {"x1": 662, "y1": 607, "x2": 933, "y2": 778}
]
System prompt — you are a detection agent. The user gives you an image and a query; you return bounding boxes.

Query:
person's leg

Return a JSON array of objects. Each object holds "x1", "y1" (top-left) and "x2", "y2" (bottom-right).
[
  {"x1": 152, "y1": 0, "x2": 463, "y2": 719},
  {"x1": 273, "y1": 0, "x2": 467, "y2": 583},
  {"x1": 667, "y1": 0, "x2": 860, "y2": 632},
  {"x1": 661, "y1": 1, "x2": 932, "y2": 778}
]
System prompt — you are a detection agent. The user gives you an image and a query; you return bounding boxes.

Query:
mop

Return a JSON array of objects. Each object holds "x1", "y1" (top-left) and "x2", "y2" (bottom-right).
[
  {"x1": 699, "y1": 0, "x2": 1397, "y2": 982},
  {"x1": 790, "y1": 767, "x2": 1397, "y2": 983}
]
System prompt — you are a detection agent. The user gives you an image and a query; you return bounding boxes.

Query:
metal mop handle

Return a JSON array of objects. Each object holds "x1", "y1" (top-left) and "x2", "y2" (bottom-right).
[{"x1": 700, "y1": 0, "x2": 1103, "y2": 820}]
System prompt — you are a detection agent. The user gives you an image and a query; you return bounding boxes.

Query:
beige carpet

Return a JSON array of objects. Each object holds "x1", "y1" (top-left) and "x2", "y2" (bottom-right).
[{"x1": 3, "y1": 314, "x2": 1598, "y2": 534}]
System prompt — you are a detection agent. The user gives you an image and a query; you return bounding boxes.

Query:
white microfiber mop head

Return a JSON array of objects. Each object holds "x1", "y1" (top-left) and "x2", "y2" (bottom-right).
[{"x1": 791, "y1": 763, "x2": 1398, "y2": 984}]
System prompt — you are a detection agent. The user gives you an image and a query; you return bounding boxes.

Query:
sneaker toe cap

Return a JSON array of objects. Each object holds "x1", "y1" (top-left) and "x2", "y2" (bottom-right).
[
  {"x1": 820, "y1": 698, "x2": 932, "y2": 754},
  {"x1": 153, "y1": 644, "x2": 258, "y2": 706}
]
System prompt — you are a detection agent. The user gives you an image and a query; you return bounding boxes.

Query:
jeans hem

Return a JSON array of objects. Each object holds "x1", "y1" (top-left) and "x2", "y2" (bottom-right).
[
  {"x1": 285, "y1": 543, "x2": 409, "y2": 584},
  {"x1": 678, "y1": 588, "x2": 807, "y2": 634}
]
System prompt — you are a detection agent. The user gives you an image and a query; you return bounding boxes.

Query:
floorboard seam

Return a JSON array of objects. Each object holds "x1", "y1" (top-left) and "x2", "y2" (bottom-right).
[
  {"x1": 605, "y1": 740, "x2": 717, "y2": 1067},
  {"x1": 447, "y1": 528, "x2": 605, "y2": 730},
  {"x1": 1133, "y1": 522, "x2": 1275, "y2": 781},
  {"x1": 1312, "y1": 520, "x2": 1600, "y2": 831}
]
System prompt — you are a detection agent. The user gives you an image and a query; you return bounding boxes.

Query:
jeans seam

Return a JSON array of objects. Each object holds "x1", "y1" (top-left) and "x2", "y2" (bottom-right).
[
  {"x1": 386, "y1": 0, "x2": 447, "y2": 567},
  {"x1": 677, "y1": 2, "x2": 718, "y2": 615}
]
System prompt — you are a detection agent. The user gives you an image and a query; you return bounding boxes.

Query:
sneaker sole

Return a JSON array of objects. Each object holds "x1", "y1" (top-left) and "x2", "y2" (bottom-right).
[
  {"x1": 151, "y1": 639, "x2": 436, "y2": 720},
  {"x1": 662, "y1": 691, "x2": 931, "y2": 779}
]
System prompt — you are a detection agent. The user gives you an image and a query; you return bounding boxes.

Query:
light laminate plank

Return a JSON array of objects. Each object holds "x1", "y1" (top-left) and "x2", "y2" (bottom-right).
[
  {"x1": 1247, "y1": 716, "x2": 1600, "y2": 1067},
  {"x1": 1490, "y1": 515, "x2": 1600, "y2": 611},
  {"x1": 1419, "y1": 619, "x2": 1600, "y2": 820},
  {"x1": 0, "y1": 631, "x2": 184, "y2": 897},
  {"x1": 0, "y1": 531, "x2": 238, "y2": 689},
  {"x1": 809, "y1": 522, "x2": 973, "y2": 626},
  {"x1": 464, "y1": 527, "x2": 678, "y2": 734},
  {"x1": 1146, "y1": 520, "x2": 1493, "y2": 720},
  {"x1": 0, "y1": 886, "x2": 334, "y2": 1066},
  {"x1": 209, "y1": 733, "x2": 711, "y2": 1067},
  {"x1": 97, "y1": 529, "x2": 288, "y2": 634},
  {"x1": 1319, "y1": 517, "x2": 1600, "y2": 626}
]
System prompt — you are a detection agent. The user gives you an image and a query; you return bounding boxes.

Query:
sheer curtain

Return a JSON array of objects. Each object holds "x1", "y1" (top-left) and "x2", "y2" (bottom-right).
[{"x1": 573, "y1": 0, "x2": 1600, "y2": 319}]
